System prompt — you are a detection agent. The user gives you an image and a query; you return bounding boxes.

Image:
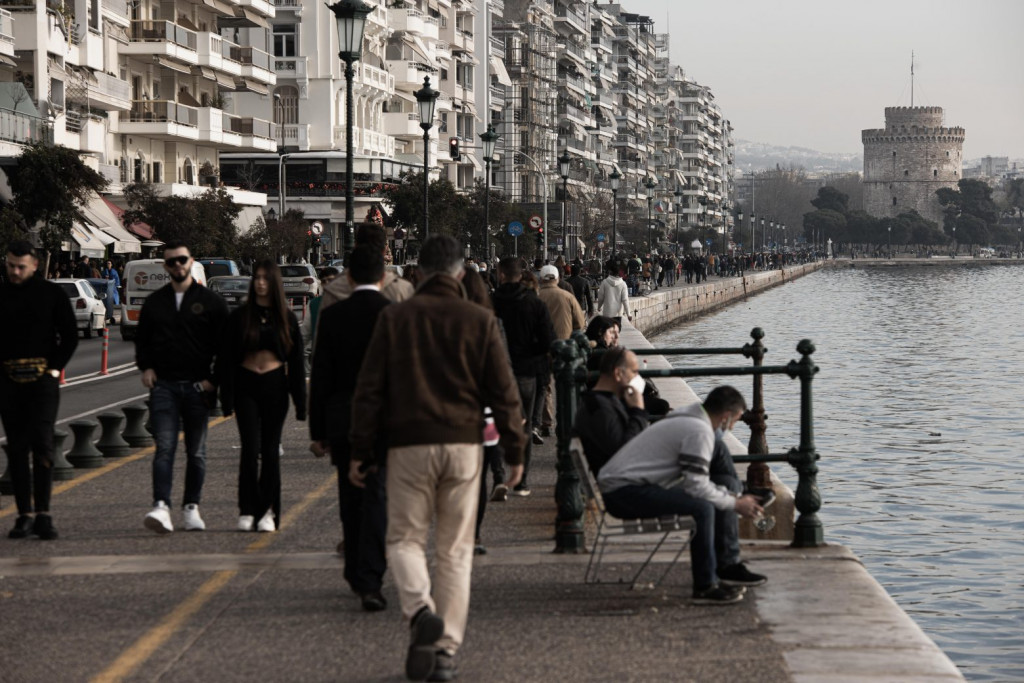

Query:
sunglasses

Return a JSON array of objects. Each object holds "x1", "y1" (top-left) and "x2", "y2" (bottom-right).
[{"x1": 164, "y1": 255, "x2": 190, "y2": 266}]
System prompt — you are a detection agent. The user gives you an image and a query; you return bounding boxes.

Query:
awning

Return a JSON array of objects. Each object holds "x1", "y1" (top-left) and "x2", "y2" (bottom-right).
[
  {"x1": 234, "y1": 206, "x2": 264, "y2": 236},
  {"x1": 65, "y1": 222, "x2": 107, "y2": 257},
  {"x1": 214, "y1": 71, "x2": 236, "y2": 89},
  {"x1": 102, "y1": 197, "x2": 153, "y2": 239},
  {"x1": 155, "y1": 56, "x2": 191, "y2": 75},
  {"x1": 408, "y1": 36, "x2": 434, "y2": 65},
  {"x1": 489, "y1": 56, "x2": 512, "y2": 87},
  {"x1": 234, "y1": 78, "x2": 269, "y2": 95},
  {"x1": 0, "y1": 55, "x2": 16, "y2": 67},
  {"x1": 192, "y1": 65, "x2": 217, "y2": 81},
  {"x1": 202, "y1": 0, "x2": 235, "y2": 15},
  {"x1": 219, "y1": 7, "x2": 269, "y2": 29},
  {"x1": 80, "y1": 193, "x2": 142, "y2": 254},
  {"x1": 85, "y1": 223, "x2": 115, "y2": 247}
]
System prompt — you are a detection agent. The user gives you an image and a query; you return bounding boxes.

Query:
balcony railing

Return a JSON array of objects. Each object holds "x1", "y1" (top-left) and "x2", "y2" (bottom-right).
[
  {"x1": 130, "y1": 20, "x2": 197, "y2": 50},
  {"x1": 560, "y1": 40, "x2": 587, "y2": 63},
  {"x1": 489, "y1": 35, "x2": 505, "y2": 60},
  {"x1": 231, "y1": 45, "x2": 271, "y2": 71},
  {"x1": 226, "y1": 115, "x2": 274, "y2": 139},
  {"x1": 273, "y1": 0, "x2": 302, "y2": 8},
  {"x1": 554, "y1": 4, "x2": 587, "y2": 33},
  {"x1": 0, "y1": 106, "x2": 53, "y2": 145},
  {"x1": 0, "y1": 9, "x2": 13, "y2": 45},
  {"x1": 127, "y1": 100, "x2": 199, "y2": 126}
]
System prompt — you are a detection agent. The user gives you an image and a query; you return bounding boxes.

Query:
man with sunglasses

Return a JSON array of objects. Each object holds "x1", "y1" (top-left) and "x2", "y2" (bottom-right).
[{"x1": 135, "y1": 241, "x2": 228, "y2": 534}]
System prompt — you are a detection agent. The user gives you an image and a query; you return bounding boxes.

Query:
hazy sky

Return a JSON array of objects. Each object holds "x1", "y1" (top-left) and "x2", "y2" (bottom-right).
[{"x1": 625, "y1": 0, "x2": 1024, "y2": 161}]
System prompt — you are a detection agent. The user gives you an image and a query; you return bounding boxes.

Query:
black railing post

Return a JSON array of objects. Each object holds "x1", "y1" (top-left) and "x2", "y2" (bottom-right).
[
  {"x1": 741, "y1": 327, "x2": 772, "y2": 491},
  {"x1": 552, "y1": 331, "x2": 589, "y2": 553},
  {"x1": 787, "y1": 339, "x2": 823, "y2": 547}
]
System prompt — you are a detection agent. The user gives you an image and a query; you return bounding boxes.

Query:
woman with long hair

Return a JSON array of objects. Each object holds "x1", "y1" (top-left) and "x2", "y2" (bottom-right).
[{"x1": 220, "y1": 260, "x2": 306, "y2": 532}]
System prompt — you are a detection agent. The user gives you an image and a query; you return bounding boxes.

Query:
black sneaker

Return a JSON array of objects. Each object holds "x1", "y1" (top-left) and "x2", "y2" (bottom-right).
[
  {"x1": 359, "y1": 591, "x2": 387, "y2": 612},
  {"x1": 488, "y1": 483, "x2": 508, "y2": 502},
  {"x1": 510, "y1": 484, "x2": 531, "y2": 497},
  {"x1": 531, "y1": 429, "x2": 544, "y2": 445},
  {"x1": 406, "y1": 607, "x2": 445, "y2": 681},
  {"x1": 427, "y1": 650, "x2": 457, "y2": 682},
  {"x1": 473, "y1": 544, "x2": 487, "y2": 556},
  {"x1": 32, "y1": 514, "x2": 58, "y2": 541},
  {"x1": 717, "y1": 562, "x2": 767, "y2": 587},
  {"x1": 539, "y1": 426, "x2": 552, "y2": 438},
  {"x1": 691, "y1": 584, "x2": 745, "y2": 605},
  {"x1": 9, "y1": 515, "x2": 33, "y2": 539}
]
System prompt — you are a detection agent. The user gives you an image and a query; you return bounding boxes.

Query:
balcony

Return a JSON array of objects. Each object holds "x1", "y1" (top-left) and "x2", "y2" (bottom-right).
[
  {"x1": 420, "y1": 15, "x2": 440, "y2": 41},
  {"x1": 276, "y1": 123, "x2": 310, "y2": 150},
  {"x1": 199, "y1": 34, "x2": 243, "y2": 76},
  {"x1": 389, "y1": 60, "x2": 437, "y2": 87},
  {"x1": 119, "y1": 100, "x2": 199, "y2": 140},
  {"x1": 359, "y1": 62, "x2": 393, "y2": 94},
  {"x1": 66, "y1": 71, "x2": 132, "y2": 111},
  {"x1": 330, "y1": 127, "x2": 395, "y2": 157},
  {"x1": 489, "y1": 35, "x2": 504, "y2": 60},
  {"x1": 383, "y1": 111, "x2": 424, "y2": 138},
  {"x1": 559, "y1": 40, "x2": 588, "y2": 65},
  {"x1": 0, "y1": 9, "x2": 13, "y2": 55},
  {"x1": 390, "y1": 7, "x2": 425, "y2": 35},
  {"x1": 559, "y1": 72, "x2": 588, "y2": 95},
  {"x1": 102, "y1": 0, "x2": 129, "y2": 27},
  {"x1": 275, "y1": 56, "x2": 307, "y2": 79},
  {"x1": 236, "y1": 0, "x2": 274, "y2": 18},
  {"x1": 435, "y1": 41, "x2": 451, "y2": 62},
  {"x1": 198, "y1": 108, "x2": 242, "y2": 146},
  {"x1": 554, "y1": 4, "x2": 587, "y2": 33},
  {"x1": 231, "y1": 45, "x2": 274, "y2": 83},
  {"x1": 488, "y1": 84, "x2": 505, "y2": 108},
  {"x1": 226, "y1": 115, "x2": 277, "y2": 151},
  {"x1": 125, "y1": 21, "x2": 198, "y2": 64},
  {"x1": 273, "y1": 0, "x2": 302, "y2": 13},
  {"x1": 590, "y1": 33, "x2": 613, "y2": 53}
]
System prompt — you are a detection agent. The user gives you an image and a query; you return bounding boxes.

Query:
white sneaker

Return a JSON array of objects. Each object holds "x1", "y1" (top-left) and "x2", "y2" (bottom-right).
[
  {"x1": 144, "y1": 502, "x2": 173, "y2": 535},
  {"x1": 238, "y1": 515, "x2": 255, "y2": 532},
  {"x1": 257, "y1": 510, "x2": 276, "y2": 533},
  {"x1": 182, "y1": 503, "x2": 206, "y2": 531}
]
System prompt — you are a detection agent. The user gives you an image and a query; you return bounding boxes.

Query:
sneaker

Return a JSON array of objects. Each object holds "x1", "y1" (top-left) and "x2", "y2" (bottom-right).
[
  {"x1": 9, "y1": 515, "x2": 34, "y2": 539},
  {"x1": 691, "y1": 584, "x2": 745, "y2": 605},
  {"x1": 510, "y1": 484, "x2": 531, "y2": 497},
  {"x1": 359, "y1": 591, "x2": 387, "y2": 612},
  {"x1": 182, "y1": 504, "x2": 205, "y2": 531},
  {"x1": 256, "y1": 510, "x2": 276, "y2": 532},
  {"x1": 539, "y1": 426, "x2": 552, "y2": 438},
  {"x1": 427, "y1": 650, "x2": 457, "y2": 682},
  {"x1": 238, "y1": 515, "x2": 255, "y2": 532},
  {"x1": 531, "y1": 429, "x2": 544, "y2": 445},
  {"x1": 489, "y1": 483, "x2": 508, "y2": 502},
  {"x1": 144, "y1": 502, "x2": 173, "y2": 535},
  {"x1": 473, "y1": 544, "x2": 487, "y2": 556},
  {"x1": 32, "y1": 514, "x2": 58, "y2": 541},
  {"x1": 406, "y1": 607, "x2": 445, "y2": 681},
  {"x1": 717, "y1": 562, "x2": 767, "y2": 587}
]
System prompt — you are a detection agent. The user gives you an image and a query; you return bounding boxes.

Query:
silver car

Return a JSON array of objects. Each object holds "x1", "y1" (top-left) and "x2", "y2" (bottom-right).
[{"x1": 279, "y1": 264, "x2": 321, "y2": 310}]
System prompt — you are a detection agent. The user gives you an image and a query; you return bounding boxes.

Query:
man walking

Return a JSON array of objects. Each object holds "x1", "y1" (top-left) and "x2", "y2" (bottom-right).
[
  {"x1": 1, "y1": 240, "x2": 78, "y2": 539},
  {"x1": 535, "y1": 264, "x2": 585, "y2": 442},
  {"x1": 565, "y1": 263, "x2": 594, "y2": 319},
  {"x1": 351, "y1": 236, "x2": 525, "y2": 682},
  {"x1": 135, "y1": 241, "x2": 228, "y2": 534},
  {"x1": 597, "y1": 260, "x2": 631, "y2": 326}
]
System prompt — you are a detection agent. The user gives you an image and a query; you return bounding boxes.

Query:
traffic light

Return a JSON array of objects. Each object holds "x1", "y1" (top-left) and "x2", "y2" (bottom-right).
[
  {"x1": 449, "y1": 137, "x2": 460, "y2": 161},
  {"x1": 536, "y1": 226, "x2": 544, "y2": 249}
]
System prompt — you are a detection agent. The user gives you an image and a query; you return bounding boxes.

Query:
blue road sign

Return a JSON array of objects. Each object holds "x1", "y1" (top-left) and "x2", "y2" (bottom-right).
[
  {"x1": 508, "y1": 221, "x2": 524, "y2": 237},
  {"x1": 597, "y1": 233, "x2": 605, "y2": 241},
  {"x1": 706, "y1": 239, "x2": 712, "y2": 246}
]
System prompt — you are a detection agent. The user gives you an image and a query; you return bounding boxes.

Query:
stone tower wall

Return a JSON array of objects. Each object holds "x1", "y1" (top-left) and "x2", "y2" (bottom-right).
[{"x1": 862, "y1": 106, "x2": 964, "y2": 225}]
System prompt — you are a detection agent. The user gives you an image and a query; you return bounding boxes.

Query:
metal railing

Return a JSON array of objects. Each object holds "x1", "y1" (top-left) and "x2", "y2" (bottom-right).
[
  {"x1": 130, "y1": 20, "x2": 197, "y2": 50},
  {"x1": 0, "y1": 106, "x2": 53, "y2": 145},
  {"x1": 552, "y1": 327, "x2": 822, "y2": 553},
  {"x1": 127, "y1": 100, "x2": 198, "y2": 126}
]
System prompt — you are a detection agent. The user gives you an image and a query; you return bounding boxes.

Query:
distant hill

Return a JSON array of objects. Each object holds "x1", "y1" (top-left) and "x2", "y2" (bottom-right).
[{"x1": 735, "y1": 140, "x2": 862, "y2": 173}]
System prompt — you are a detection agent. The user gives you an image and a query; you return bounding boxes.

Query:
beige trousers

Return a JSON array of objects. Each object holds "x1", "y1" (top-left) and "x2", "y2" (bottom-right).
[{"x1": 386, "y1": 443, "x2": 482, "y2": 654}]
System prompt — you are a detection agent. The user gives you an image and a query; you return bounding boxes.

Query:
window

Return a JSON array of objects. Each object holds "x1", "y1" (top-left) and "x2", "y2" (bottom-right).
[
  {"x1": 440, "y1": 68, "x2": 449, "y2": 82},
  {"x1": 933, "y1": 169, "x2": 938, "y2": 178},
  {"x1": 274, "y1": 86, "x2": 299, "y2": 125},
  {"x1": 153, "y1": 161, "x2": 162, "y2": 183},
  {"x1": 273, "y1": 24, "x2": 297, "y2": 58},
  {"x1": 134, "y1": 156, "x2": 144, "y2": 183},
  {"x1": 904, "y1": 170, "x2": 909, "y2": 176},
  {"x1": 892, "y1": 197, "x2": 897, "y2": 206}
]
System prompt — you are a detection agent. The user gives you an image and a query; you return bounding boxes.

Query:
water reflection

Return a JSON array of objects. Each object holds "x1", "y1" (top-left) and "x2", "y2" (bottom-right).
[{"x1": 655, "y1": 264, "x2": 1024, "y2": 682}]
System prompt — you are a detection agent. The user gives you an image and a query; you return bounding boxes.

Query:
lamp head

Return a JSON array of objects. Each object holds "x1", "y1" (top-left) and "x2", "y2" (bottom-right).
[
  {"x1": 609, "y1": 169, "x2": 621, "y2": 191},
  {"x1": 479, "y1": 125, "x2": 499, "y2": 161},
  {"x1": 558, "y1": 149, "x2": 571, "y2": 179},
  {"x1": 327, "y1": 0, "x2": 373, "y2": 63},
  {"x1": 414, "y1": 76, "x2": 440, "y2": 131}
]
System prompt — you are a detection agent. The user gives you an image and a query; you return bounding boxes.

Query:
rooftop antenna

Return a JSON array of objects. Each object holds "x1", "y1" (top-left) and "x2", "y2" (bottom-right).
[{"x1": 910, "y1": 50, "x2": 915, "y2": 107}]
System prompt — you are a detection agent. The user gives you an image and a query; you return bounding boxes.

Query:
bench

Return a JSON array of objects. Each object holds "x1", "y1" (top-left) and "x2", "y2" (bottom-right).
[{"x1": 569, "y1": 438, "x2": 695, "y2": 588}]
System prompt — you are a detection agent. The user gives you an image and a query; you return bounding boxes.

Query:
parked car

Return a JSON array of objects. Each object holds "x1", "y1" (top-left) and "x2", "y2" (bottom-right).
[
  {"x1": 53, "y1": 278, "x2": 106, "y2": 338},
  {"x1": 207, "y1": 275, "x2": 251, "y2": 311},
  {"x1": 196, "y1": 258, "x2": 242, "y2": 278},
  {"x1": 279, "y1": 263, "x2": 321, "y2": 311},
  {"x1": 85, "y1": 277, "x2": 119, "y2": 323}
]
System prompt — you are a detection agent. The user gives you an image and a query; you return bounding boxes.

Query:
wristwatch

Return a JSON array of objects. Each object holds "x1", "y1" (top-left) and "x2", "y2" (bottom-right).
[{"x1": 47, "y1": 369, "x2": 60, "y2": 378}]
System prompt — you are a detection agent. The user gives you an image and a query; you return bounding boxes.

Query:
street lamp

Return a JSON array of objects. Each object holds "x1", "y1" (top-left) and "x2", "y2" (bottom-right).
[
  {"x1": 414, "y1": 76, "x2": 439, "y2": 239},
  {"x1": 609, "y1": 169, "x2": 621, "y2": 259},
  {"x1": 699, "y1": 196, "x2": 708, "y2": 253},
  {"x1": 750, "y1": 212, "x2": 756, "y2": 253},
  {"x1": 558, "y1": 149, "x2": 570, "y2": 259},
  {"x1": 722, "y1": 201, "x2": 731, "y2": 252},
  {"x1": 644, "y1": 175, "x2": 657, "y2": 255},
  {"x1": 674, "y1": 185, "x2": 684, "y2": 255},
  {"x1": 761, "y1": 217, "x2": 765, "y2": 249},
  {"x1": 887, "y1": 222, "x2": 891, "y2": 258},
  {"x1": 328, "y1": 0, "x2": 373, "y2": 260},
  {"x1": 769, "y1": 219, "x2": 775, "y2": 250},
  {"x1": 952, "y1": 224, "x2": 957, "y2": 255},
  {"x1": 737, "y1": 210, "x2": 743, "y2": 253},
  {"x1": 479, "y1": 124, "x2": 499, "y2": 261}
]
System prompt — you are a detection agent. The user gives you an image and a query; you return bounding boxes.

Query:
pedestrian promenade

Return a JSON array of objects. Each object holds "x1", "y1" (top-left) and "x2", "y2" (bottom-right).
[{"x1": 0, "y1": 398, "x2": 962, "y2": 682}]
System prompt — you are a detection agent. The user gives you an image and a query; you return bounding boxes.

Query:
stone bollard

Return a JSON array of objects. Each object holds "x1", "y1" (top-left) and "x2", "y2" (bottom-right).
[
  {"x1": 66, "y1": 420, "x2": 105, "y2": 469},
  {"x1": 52, "y1": 429, "x2": 76, "y2": 481},
  {"x1": 122, "y1": 404, "x2": 152, "y2": 447},
  {"x1": 0, "y1": 445, "x2": 11, "y2": 495},
  {"x1": 96, "y1": 412, "x2": 133, "y2": 458}
]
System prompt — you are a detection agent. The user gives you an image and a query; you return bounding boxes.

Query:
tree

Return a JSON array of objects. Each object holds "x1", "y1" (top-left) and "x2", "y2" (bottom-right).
[
  {"x1": 810, "y1": 186, "x2": 849, "y2": 214},
  {"x1": 6, "y1": 143, "x2": 108, "y2": 273},
  {"x1": 381, "y1": 172, "x2": 471, "y2": 243},
  {"x1": 122, "y1": 183, "x2": 241, "y2": 257},
  {"x1": 236, "y1": 209, "x2": 308, "y2": 263},
  {"x1": 802, "y1": 209, "x2": 847, "y2": 245}
]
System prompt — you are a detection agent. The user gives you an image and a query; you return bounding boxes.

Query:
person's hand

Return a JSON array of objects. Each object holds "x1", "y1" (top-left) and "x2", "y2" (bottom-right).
[
  {"x1": 199, "y1": 379, "x2": 215, "y2": 393},
  {"x1": 348, "y1": 460, "x2": 367, "y2": 488},
  {"x1": 623, "y1": 385, "x2": 645, "y2": 410},
  {"x1": 142, "y1": 369, "x2": 157, "y2": 389},
  {"x1": 735, "y1": 494, "x2": 764, "y2": 519},
  {"x1": 309, "y1": 441, "x2": 328, "y2": 458},
  {"x1": 504, "y1": 464, "x2": 524, "y2": 491}
]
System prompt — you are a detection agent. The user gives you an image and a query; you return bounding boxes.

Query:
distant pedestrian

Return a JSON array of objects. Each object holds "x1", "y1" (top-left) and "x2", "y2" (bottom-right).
[
  {"x1": 135, "y1": 241, "x2": 229, "y2": 534},
  {"x1": 220, "y1": 260, "x2": 306, "y2": 534},
  {"x1": 535, "y1": 264, "x2": 585, "y2": 440},
  {"x1": 565, "y1": 263, "x2": 594, "y2": 318},
  {"x1": 597, "y1": 260, "x2": 631, "y2": 326},
  {"x1": 351, "y1": 235, "x2": 526, "y2": 682},
  {"x1": 1, "y1": 240, "x2": 78, "y2": 540}
]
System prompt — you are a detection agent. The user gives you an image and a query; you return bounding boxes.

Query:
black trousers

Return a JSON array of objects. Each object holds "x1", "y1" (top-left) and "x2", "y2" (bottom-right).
[
  {"x1": 234, "y1": 367, "x2": 289, "y2": 521},
  {"x1": 0, "y1": 375, "x2": 59, "y2": 515},
  {"x1": 515, "y1": 375, "x2": 536, "y2": 486},
  {"x1": 475, "y1": 443, "x2": 505, "y2": 542},
  {"x1": 331, "y1": 442, "x2": 387, "y2": 594}
]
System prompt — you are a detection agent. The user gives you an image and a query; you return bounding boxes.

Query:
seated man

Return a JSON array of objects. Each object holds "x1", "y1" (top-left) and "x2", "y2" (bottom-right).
[
  {"x1": 573, "y1": 347, "x2": 648, "y2": 476},
  {"x1": 597, "y1": 386, "x2": 767, "y2": 605}
]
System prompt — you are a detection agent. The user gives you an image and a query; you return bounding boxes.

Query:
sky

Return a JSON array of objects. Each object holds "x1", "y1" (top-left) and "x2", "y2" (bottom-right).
[{"x1": 624, "y1": 0, "x2": 1024, "y2": 161}]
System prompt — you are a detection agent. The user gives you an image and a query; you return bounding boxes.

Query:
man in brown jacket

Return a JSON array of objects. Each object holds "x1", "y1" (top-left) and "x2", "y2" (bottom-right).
[
  {"x1": 534, "y1": 264, "x2": 585, "y2": 436},
  {"x1": 350, "y1": 235, "x2": 525, "y2": 682},
  {"x1": 319, "y1": 224, "x2": 414, "y2": 310}
]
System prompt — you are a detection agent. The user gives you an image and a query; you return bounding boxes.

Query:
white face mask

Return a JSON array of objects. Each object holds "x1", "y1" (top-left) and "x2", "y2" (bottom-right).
[
  {"x1": 714, "y1": 427, "x2": 726, "y2": 440},
  {"x1": 627, "y1": 374, "x2": 646, "y2": 395}
]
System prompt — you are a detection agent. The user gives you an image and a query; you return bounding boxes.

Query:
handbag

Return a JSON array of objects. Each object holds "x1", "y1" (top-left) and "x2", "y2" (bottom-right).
[{"x1": 3, "y1": 358, "x2": 48, "y2": 384}]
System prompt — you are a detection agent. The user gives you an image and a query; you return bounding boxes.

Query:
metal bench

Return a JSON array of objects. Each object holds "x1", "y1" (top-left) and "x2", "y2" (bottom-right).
[{"x1": 569, "y1": 438, "x2": 695, "y2": 588}]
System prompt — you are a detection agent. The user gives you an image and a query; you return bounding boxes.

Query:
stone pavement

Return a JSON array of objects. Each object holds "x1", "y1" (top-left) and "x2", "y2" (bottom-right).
[{"x1": 0, "y1": 404, "x2": 961, "y2": 682}]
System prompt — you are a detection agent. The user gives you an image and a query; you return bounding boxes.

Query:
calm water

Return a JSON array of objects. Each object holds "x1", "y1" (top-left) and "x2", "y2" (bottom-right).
[{"x1": 654, "y1": 264, "x2": 1024, "y2": 682}]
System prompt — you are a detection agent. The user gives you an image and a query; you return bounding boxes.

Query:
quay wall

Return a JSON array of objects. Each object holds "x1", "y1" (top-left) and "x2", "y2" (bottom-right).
[{"x1": 628, "y1": 263, "x2": 824, "y2": 337}]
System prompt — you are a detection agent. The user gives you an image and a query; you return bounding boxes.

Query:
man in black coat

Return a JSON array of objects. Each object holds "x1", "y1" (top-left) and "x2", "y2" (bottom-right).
[
  {"x1": 309, "y1": 245, "x2": 391, "y2": 612},
  {"x1": 565, "y1": 263, "x2": 594, "y2": 318},
  {"x1": 573, "y1": 347, "x2": 647, "y2": 476}
]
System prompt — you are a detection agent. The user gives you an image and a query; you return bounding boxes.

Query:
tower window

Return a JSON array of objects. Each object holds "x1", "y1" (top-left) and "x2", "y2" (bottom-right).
[
  {"x1": 892, "y1": 197, "x2": 897, "y2": 206},
  {"x1": 904, "y1": 170, "x2": 909, "y2": 176},
  {"x1": 933, "y1": 170, "x2": 938, "y2": 178}
]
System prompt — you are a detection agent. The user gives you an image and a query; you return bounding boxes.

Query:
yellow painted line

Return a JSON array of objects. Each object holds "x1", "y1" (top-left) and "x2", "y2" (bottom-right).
[
  {"x1": 0, "y1": 417, "x2": 231, "y2": 521},
  {"x1": 89, "y1": 471, "x2": 338, "y2": 683}
]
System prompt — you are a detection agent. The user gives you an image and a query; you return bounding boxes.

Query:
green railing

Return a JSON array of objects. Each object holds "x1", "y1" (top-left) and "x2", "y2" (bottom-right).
[{"x1": 552, "y1": 327, "x2": 822, "y2": 553}]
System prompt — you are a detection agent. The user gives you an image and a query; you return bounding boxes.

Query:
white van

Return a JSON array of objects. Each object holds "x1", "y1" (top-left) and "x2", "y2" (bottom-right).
[{"x1": 120, "y1": 259, "x2": 207, "y2": 341}]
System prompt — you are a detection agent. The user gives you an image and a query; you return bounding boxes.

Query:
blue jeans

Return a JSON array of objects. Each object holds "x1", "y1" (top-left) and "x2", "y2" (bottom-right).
[
  {"x1": 150, "y1": 379, "x2": 209, "y2": 507},
  {"x1": 602, "y1": 439, "x2": 741, "y2": 590}
]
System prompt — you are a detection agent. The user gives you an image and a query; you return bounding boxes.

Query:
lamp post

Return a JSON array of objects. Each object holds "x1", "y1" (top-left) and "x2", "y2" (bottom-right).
[
  {"x1": 699, "y1": 196, "x2": 708, "y2": 253},
  {"x1": 479, "y1": 124, "x2": 499, "y2": 261},
  {"x1": 887, "y1": 223, "x2": 891, "y2": 258},
  {"x1": 952, "y1": 224, "x2": 957, "y2": 255},
  {"x1": 558, "y1": 149, "x2": 570, "y2": 260},
  {"x1": 760, "y1": 217, "x2": 765, "y2": 249},
  {"x1": 674, "y1": 185, "x2": 684, "y2": 255},
  {"x1": 328, "y1": 0, "x2": 372, "y2": 260},
  {"x1": 414, "y1": 76, "x2": 439, "y2": 239},
  {"x1": 750, "y1": 212, "x2": 755, "y2": 254},
  {"x1": 644, "y1": 175, "x2": 657, "y2": 255},
  {"x1": 737, "y1": 210, "x2": 743, "y2": 254},
  {"x1": 609, "y1": 169, "x2": 621, "y2": 258},
  {"x1": 769, "y1": 219, "x2": 775, "y2": 251},
  {"x1": 722, "y1": 201, "x2": 731, "y2": 253}
]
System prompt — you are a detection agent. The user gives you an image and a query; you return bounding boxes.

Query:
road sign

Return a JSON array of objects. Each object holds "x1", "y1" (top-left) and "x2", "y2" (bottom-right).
[
  {"x1": 310, "y1": 221, "x2": 323, "y2": 235},
  {"x1": 706, "y1": 239, "x2": 712, "y2": 246},
  {"x1": 529, "y1": 215, "x2": 543, "y2": 229},
  {"x1": 508, "y1": 221, "x2": 524, "y2": 237},
  {"x1": 320, "y1": 235, "x2": 331, "y2": 245},
  {"x1": 596, "y1": 233, "x2": 605, "y2": 241}
]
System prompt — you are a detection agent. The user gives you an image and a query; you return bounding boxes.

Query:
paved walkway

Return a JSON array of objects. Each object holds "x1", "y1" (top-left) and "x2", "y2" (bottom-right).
[{"x1": 0, "y1": 398, "x2": 961, "y2": 682}]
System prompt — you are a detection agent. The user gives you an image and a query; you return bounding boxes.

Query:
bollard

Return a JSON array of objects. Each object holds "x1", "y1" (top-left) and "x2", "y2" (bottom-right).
[
  {"x1": 96, "y1": 412, "x2": 132, "y2": 457},
  {"x1": 66, "y1": 420, "x2": 105, "y2": 468},
  {"x1": 786, "y1": 339, "x2": 823, "y2": 548},
  {"x1": 0, "y1": 445, "x2": 10, "y2": 494},
  {"x1": 100, "y1": 327, "x2": 109, "y2": 375},
  {"x1": 552, "y1": 331, "x2": 589, "y2": 554},
  {"x1": 59, "y1": 368, "x2": 66, "y2": 385},
  {"x1": 121, "y1": 404, "x2": 153, "y2": 447},
  {"x1": 52, "y1": 429, "x2": 76, "y2": 481}
]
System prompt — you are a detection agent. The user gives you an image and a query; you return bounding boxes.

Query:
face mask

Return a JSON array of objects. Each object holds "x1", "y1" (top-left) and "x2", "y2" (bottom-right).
[
  {"x1": 627, "y1": 374, "x2": 646, "y2": 395},
  {"x1": 714, "y1": 427, "x2": 726, "y2": 440}
]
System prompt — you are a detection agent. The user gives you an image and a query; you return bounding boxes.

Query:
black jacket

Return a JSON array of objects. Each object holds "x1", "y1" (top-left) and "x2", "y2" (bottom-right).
[
  {"x1": 135, "y1": 281, "x2": 229, "y2": 383},
  {"x1": 573, "y1": 390, "x2": 648, "y2": 475},
  {"x1": 566, "y1": 274, "x2": 594, "y2": 315},
  {"x1": 491, "y1": 282, "x2": 555, "y2": 378},
  {"x1": 0, "y1": 275, "x2": 78, "y2": 370}
]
